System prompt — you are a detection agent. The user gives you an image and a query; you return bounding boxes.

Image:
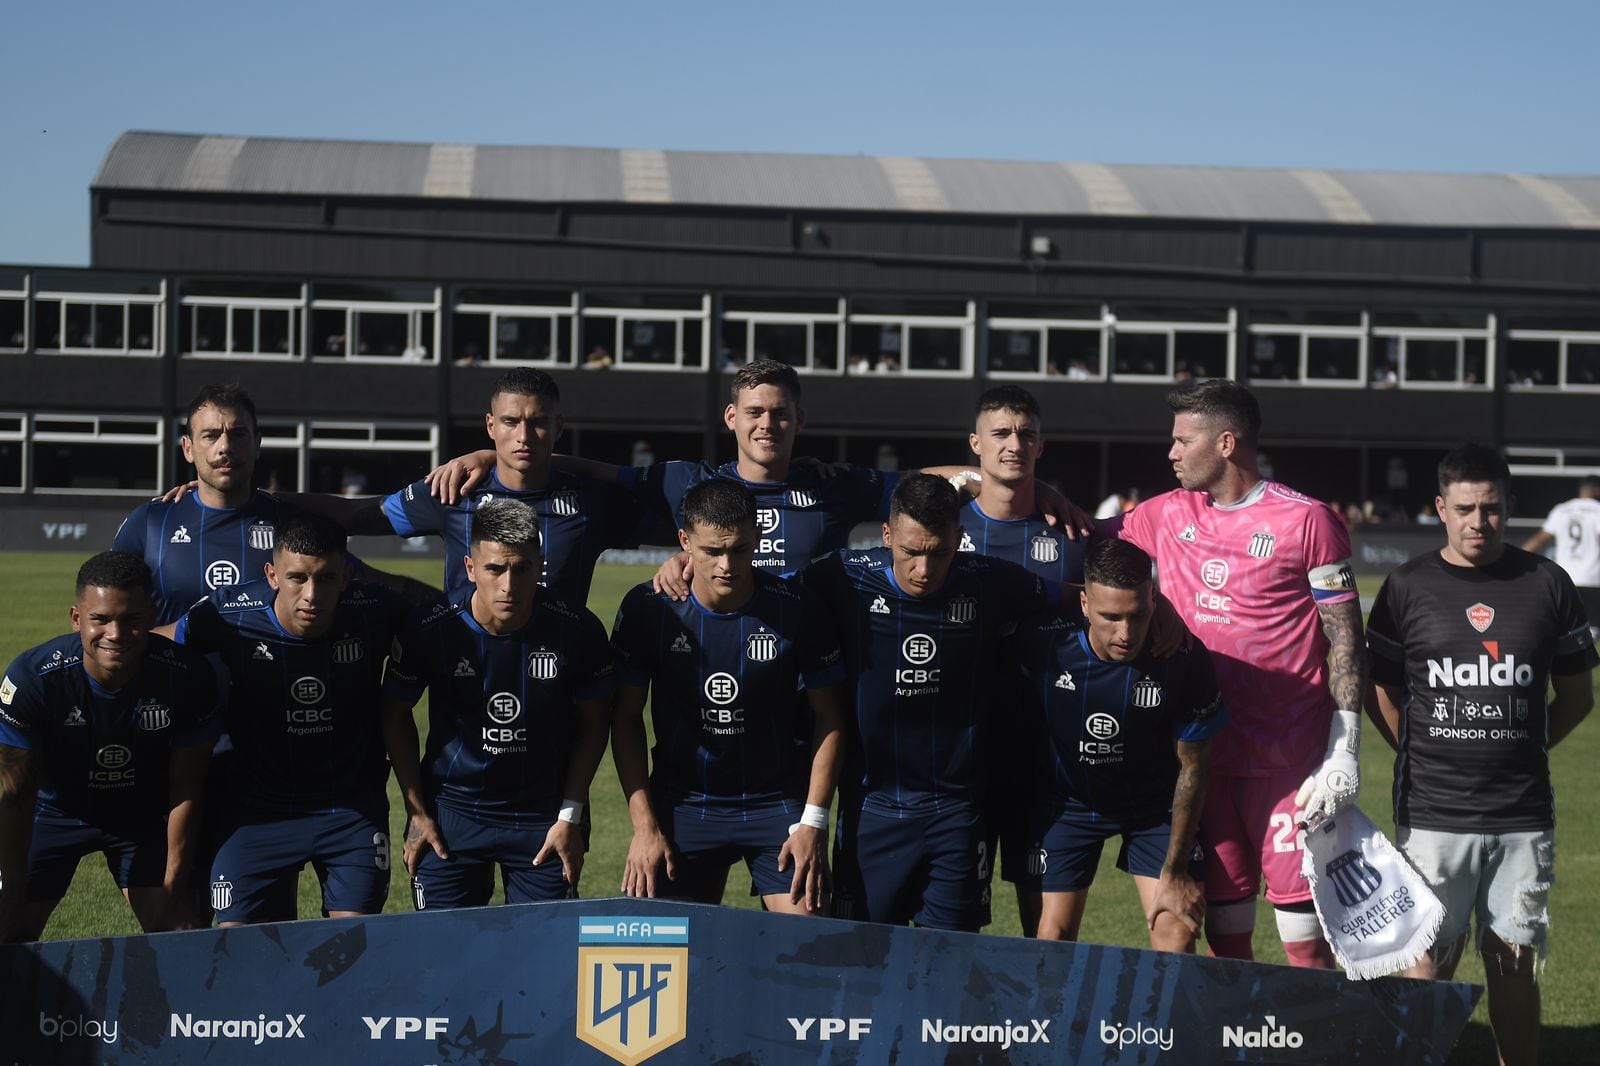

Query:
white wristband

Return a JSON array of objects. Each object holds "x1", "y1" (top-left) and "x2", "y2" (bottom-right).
[
  {"x1": 557, "y1": 799, "x2": 585, "y2": 824},
  {"x1": 801, "y1": 804, "x2": 829, "y2": 830}
]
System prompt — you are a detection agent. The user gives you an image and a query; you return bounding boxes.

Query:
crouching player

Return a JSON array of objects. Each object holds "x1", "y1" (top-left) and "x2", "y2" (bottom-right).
[
  {"x1": 383, "y1": 498, "x2": 614, "y2": 908},
  {"x1": 1010, "y1": 539, "x2": 1225, "y2": 951},
  {"x1": 611, "y1": 480, "x2": 846, "y2": 914},
  {"x1": 1, "y1": 552, "x2": 220, "y2": 942}
]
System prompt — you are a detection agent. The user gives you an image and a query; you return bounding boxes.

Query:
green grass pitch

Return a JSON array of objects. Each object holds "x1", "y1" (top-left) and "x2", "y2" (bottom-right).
[{"x1": 2, "y1": 551, "x2": 1596, "y2": 1062}]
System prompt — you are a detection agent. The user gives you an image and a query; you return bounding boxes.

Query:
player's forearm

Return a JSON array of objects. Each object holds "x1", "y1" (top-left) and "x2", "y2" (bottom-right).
[
  {"x1": 1547, "y1": 674, "x2": 1595, "y2": 749},
  {"x1": 803, "y1": 690, "x2": 846, "y2": 809},
  {"x1": 1163, "y1": 742, "x2": 1209, "y2": 872},
  {"x1": 0, "y1": 793, "x2": 35, "y2": 909},
  {"x1": 1319, "y1": 600, "x2": 1370, "y2": 713},
  {"x1": 1364, "y1": 683, "x2": 1404, "y2": 751},
  {"x1": 560, "y1": 699, "x2": 612, "y2": 808},
  {"x1": 277, "y1": 492, "x2": 395, "y2": 536},
  {"x1": 381, "y1": 703, "x2": 431, "y2": 817},
  {"x1": 164, "y1": 746, "x2": 210, "y2": 890},
  {"x1": 609, "y1": 692, "x2": 659, "y2": 832},
  {"x1": 362, "y1": 567, "x2": 441, "y2": 607},
  {"x1": 552, "y1": 454, "x2": 622, "y2": 483}
]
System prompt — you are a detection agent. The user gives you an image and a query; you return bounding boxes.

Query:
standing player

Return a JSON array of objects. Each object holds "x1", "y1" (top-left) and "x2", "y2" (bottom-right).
[
  {"x1": 1367, "y1": 444, "x2": 1595, "y2": 1066},
  {"x1": 1119, "y1": 379, "x2": 1366, "y2": 968},
  {"x1": 1522, "y1": 476, "x2": 1600, "y2": 641},
  {"x1": 162, "y1": 514, "x2": 406, "y2": 925},
  {"x1": 0, "y1": 552, "x2": 219, "y2": 942},
  {"x1": 805, "y1": 474, "x2": 1061, "y2": 931},
  {"x1": 381, "y1": 499, "x2": 615, "y2": 908},
  {"x1": 1011, "y1": 539, "x2": 1225, "y2": 951},
  {"x1": 610, "y1": 480, "x2": 847, "y2": 914}
]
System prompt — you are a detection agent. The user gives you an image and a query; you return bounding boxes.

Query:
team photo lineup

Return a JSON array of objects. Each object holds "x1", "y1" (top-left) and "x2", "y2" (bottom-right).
[{"x1": 1, "y1": 361, "x2": 1595, "y2": 1063}]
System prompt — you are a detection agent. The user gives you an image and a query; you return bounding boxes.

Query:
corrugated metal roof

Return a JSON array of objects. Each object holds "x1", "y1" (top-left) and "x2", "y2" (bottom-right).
[{"x1": 93, "y1": 131, "x2": 1600, "y2": 230}]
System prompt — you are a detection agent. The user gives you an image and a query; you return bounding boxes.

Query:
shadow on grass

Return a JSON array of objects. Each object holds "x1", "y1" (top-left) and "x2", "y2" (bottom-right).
[{"x1": 1450, "y1": 1022, "x2": 1600, "y2": 1064}]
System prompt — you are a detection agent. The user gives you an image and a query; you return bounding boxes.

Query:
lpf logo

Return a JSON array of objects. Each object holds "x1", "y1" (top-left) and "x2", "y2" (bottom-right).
[
  {"x1": 291, "y1": 676, "x2": 327, "y2": 705},
  {"x1": 577, "y1": 916, "x2": 689, "y2": 1064},
  {"x1": 205, "y1": 560, "x2": 242, "y2": 590},
  {"x1": 487, "y1": 692, "x2": 522, "y2": 724},
  {"x1": 703, "y1": 673, "x2": 739, "y2": 706},
  {"x1": 1200, "y1": 559, "x2": 1229, "y2": 590},
  {"x1": 1327, "y1": 849, "x2": 1384, "y2": 908},
  {"x1": 901, "y1": 634, "x2": 937, "y2": 664}
]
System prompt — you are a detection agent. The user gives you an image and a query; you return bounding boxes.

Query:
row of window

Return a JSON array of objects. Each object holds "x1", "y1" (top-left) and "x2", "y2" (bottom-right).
[
  {"x1": 5, "y1": 277, "x2": 1600, "y2": 389},
  {"x1": 0, "y1": 414, "x2": 437, "y2": 496}
]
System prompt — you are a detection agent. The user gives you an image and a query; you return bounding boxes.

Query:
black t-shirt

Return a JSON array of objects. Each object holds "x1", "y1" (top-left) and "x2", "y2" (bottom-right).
[{"x1": 1366, "y1": 547, "x2": 1597, "y2": 832}]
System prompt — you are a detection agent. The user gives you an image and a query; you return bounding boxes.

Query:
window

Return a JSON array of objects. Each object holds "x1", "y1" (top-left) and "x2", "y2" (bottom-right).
[
  {"x1": 181, "y1": 288, "x2": 304, "y2": 358},
  {"x1": 721, "y1": 296, "x2": 845, "y2": 373},
  {"x1": 986, "y1": 306, "x2": 1106, "y2": 379},
  {"x1": 1246, "y1": 310, "x2": 1366, "y2": 387},
  {"x1": 1506, "y1": 321, "x2": 1600, "y2": 389},
  {"x1": 0, "y1": 413, "x2": 23, "y2": 491},
  {"x1": 310, "y1": 284, "x2": 439, "y2": 362},
  {"x1": 32, "y1": 414, "x2": 163, "y2": 495},
  {"x1": 846, "y1": 301, "x2": 973, "y2": 376},
  {"x1": 1109, "y1": 307, "x2": 1235, "y2": 381},
  {"x1": 453, "y1": 289, "x2": 577, "y2": 366},
  {"x1": 307, "y1": 422, "x2": 438, "y2": 496},
  {"x1": 582, "y1": 294, "x2": 710, "y2": 370},
  {"x1": 1372, "y1": 312, "x2": 1493, "y2": 389},
  {"x1": 0, "y1": 272, "x2": 25, "y2": 351},
  {"x1": 34, "y1": 282, "x2": 165, "y2": 356}
]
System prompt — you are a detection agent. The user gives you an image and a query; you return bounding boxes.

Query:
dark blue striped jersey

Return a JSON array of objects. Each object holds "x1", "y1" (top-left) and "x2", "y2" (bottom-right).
[
  {"x1": 618, "y1": 461, "x2": 898, "y2": 575},
  {"x1": 610, "y1": 575, "x2": 846, "y2": 810},
  {"x1": 173, "y1": 579, "x2": 405, "y2": 817},
  {"x1": 114, "y1": 491, "x2": 295, "y2": 625},
  {"x1": 802, "y1": 549, "x2": 1059, "y2": 813},
  {"x1": 956, "y1": 499, "x2": 1088, "y2": 584},
  {"x1": 382, "y1": 595, "x2": 616, "y2": 828},
  {"x1": 0, "y1": 634, "x2": 220, "y2": 827},
  {"x1": 1013, "y1": 616, "x2": 1227, "y2": 820},
  {"x1": 381, "y1": 469, "x2": 652, "y2": 606}
]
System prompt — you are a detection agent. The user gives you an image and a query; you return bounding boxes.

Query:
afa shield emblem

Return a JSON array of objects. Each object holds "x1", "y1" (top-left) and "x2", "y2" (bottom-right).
[{"x1": 577, "y1": 916, "x2": 688, "y2": 1064}]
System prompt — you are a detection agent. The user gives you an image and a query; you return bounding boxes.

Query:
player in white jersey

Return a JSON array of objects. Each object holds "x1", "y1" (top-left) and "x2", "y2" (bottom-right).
[
  {"x1": 1119, "y1": 379, "x2": 1365, "y2": 969},
  {"x1": 1523, "y1": 476, "x2": 1600, "y2": 639}
]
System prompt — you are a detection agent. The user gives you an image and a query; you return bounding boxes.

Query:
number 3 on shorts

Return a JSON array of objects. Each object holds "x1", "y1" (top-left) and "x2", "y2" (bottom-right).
[{"x1": 373, "y1": 831, "x2": 391, "y2": 871}]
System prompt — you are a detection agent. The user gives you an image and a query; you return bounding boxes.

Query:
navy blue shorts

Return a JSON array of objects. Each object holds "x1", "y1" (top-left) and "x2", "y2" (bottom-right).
[
  {"x1": 410, "y1": 804, "x2": 575, "y2": 910},
  {"x1": 652, "y1": 797, "x2": 798, "y2": 900},
  {"x1": 831, "y1": 798, "x2": 985, "y2": 932},
  {"x1": 1006, "y1": 803, "x2": 1204, "y2": 893},
  {"x1": 208, "y1": 808, "x2": 390, "y2": 923},
  {"x1": 26, "y1": 814, "x2": 166, "y2": 901}
]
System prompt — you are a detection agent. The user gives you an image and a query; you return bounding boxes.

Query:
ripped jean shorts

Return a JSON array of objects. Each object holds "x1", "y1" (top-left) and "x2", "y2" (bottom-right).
[{"x1": 1397, "y1": 826, "x2": 1554, "y2": 963}]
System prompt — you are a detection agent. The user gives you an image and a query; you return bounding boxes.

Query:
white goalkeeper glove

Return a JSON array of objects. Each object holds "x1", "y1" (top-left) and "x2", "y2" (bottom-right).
[{"x1": 1295, "y1": 710, "x2": 1361, "y2": 826}]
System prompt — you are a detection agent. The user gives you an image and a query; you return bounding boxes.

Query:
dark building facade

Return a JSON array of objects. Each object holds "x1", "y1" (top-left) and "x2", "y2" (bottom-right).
[{"x1": 3, "y1": 131, "x2": 1598, "y2": 526}]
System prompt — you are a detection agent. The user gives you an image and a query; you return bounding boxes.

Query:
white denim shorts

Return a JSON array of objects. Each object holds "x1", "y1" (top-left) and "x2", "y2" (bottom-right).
[{"x1": 1397, "y1": 826, "x2": 1554, "y2": 960}]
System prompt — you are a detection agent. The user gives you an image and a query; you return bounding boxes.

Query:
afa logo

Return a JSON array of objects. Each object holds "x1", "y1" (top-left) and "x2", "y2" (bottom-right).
[{"x1": 577, "y1": 916, "x2": 689, "y2": 1064}]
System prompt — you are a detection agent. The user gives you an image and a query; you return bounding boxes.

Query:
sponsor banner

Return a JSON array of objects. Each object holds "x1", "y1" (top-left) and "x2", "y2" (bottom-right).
[{"x1": 0, "y1": 899, "x2": 1477, "y2": 1064}]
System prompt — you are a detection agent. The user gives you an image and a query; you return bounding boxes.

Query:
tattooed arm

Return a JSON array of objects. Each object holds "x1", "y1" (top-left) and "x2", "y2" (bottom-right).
[
  {"x1": 381, "y1": 697, "x2": 447, "y2": 875},
  {"x1": 1146, "y1": 738, "x2": 1210, "y2": 936},
  {"x1": 1295, "y1": 599, "x2": 1371, "y2": 823},
  {"x1": 1317, "y1": 599, "x2": 1370, "y2": 717}
]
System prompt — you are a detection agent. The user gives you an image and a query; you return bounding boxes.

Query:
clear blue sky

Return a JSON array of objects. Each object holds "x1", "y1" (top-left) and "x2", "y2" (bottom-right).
[{"x1": 5, "y1": 1, "x2": 1597, "y2": 265}]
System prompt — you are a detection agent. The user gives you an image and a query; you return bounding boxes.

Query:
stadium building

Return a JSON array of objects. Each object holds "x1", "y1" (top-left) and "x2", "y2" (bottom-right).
[{"x1": 3, "y1": 131, "x2": 1598, "y2": 548}]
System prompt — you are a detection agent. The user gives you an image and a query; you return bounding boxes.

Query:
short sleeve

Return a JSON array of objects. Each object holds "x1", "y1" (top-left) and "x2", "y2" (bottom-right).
[
  {"x1": 797, "y1": 586, "x2": 846, "y2": 690},
  {"x1": 381, "y1": 609, "x2": 435, "y2": 706},
  {"x1": 617, "y1": 461, "x2": 703, "y2": 525},
  {"x1": 1117, "y1": 497, "x2": 1158, "y2": 554},
  {"x1": 1541, "y1": 504, "x2": 1565, "y2": 538},
  {"x1": 574, "y1": 611, "x2": 618, "y2": 701},
  {"x1": 1550, "y1": 568, "x2": 1600, "y2": 675},
  {"x1": 381, "y1": 480, "x2": 446, "y2": 538},
  {"x1": 1303, "y1": 505, "x2": 1358, "y2": 605},
  {"x1": 609, "y1": 586, "x2": 657, "y2": 688},
  {"x1": 172, "y1": 656, "x2": 224, "y2": 748},
  {"x1": 845, "y1": 466, "x2": 897, "y2": 524},
  {"x1": 1364, "y1": 575, "x2": 1407, "y2": 688},
  {"x1": 0, "y1": 661, "x2": 42, "y2": 748},
  {"x1": 112, "y1": 506, "x2": 147, "y2": 555},
  {"x1": 996, "y1": 558, "x2": 1060, "y2": 619},
  {"x1": 172, "y1": 597, "x2": 226, "y2": 654},
  {"x1": 1172, "y1": 647, "x2": 1228, "y2": 744}
]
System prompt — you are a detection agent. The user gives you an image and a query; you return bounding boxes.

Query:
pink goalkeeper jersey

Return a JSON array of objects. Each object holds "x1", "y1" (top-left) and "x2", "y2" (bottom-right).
[{"x1": 1120, "y1": 480, "x2": 1357, "y2": 778}]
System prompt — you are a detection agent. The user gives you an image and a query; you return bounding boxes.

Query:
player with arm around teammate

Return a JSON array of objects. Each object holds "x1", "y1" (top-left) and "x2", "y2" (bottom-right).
[
  {"x1": 1010, "y1": 538, "x2": 1224, "y2": 951},
  {"x1": 1118, "y1": 379, "x2": 1366, "y2": 968},
  {"x1": 610, "y1": 479, "x2": 847, "y2": 914},
  {"x1": 161, "y1": 514, "x2": 407, "y2": 925},
  {"x1": 0, "y1": 552, "x2": 220, "y2": 942},
  {"x1": 1366, "y1": 444, "x2": 1596, "y2": 1066},
  {"x1": 381, "y1": 498, "x2": 615, "y2": 909}
]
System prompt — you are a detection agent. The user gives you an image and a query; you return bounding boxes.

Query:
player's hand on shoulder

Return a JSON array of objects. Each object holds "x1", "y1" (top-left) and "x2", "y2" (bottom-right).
[
  {"x1": 621, "y1": 828, "x2": 675, "y2": 898},
  {"x1": 425, "y1": 450, "x2": 494, "y2": 504},
  {"x1": 1147, "y1": 592, "x2": 1191, "y2": 657},
  {"x1": 650, "y1": 552, "x2": 692, "y2": 601},
  {"x1": 1036, "y1": 481, "x2": 1093, "y2": 541},
  {"x1": 156, "y1": 480, "x2": 201, "y2": 503},
  {"x1": 401, "y1": 812, "x2": 449, "y2": 876}
]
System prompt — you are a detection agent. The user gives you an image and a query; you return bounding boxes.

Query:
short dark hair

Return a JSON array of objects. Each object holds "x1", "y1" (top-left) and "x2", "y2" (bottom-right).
[
  {"x1": 1083, "y1": 539, "x2": 1153, "y2": 591},
  {"x1": 490, "y1": 368, "x2": 560, "y2": 410},
  {"x1": 274, "y1": 513, "x2": 348, "y2": 559},
  {"x1": 1579, "y1": 476, "x2": 1600, "y2": 498},
  {"x1": 974, "y1": 385, "x2": 1040, "y2": 424},
  {"x1": 682, "y1": 479, "x2": 757, "y2": 532},
  {"x1": 469, "y1": 498, "x2": 542, "y2": 552},
  {"x1": 730, "y1": 359, "x2": 801, "y2": 404},
  {"x1": 76, "y1": 550, "x2": 153, "y2": 597},
  {"x1": 889, "y1": 473, "x2": 961, "y2": 531},
  {"x1": 1167, "y1": 379, "x2": 1261, "y2": 445},
  {"x1": 184, "y1": 383, "x2": 258, "y2": 435},
  {"x1": 1437, "y1": 443, "x2": 1511, "y2": 495}
]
